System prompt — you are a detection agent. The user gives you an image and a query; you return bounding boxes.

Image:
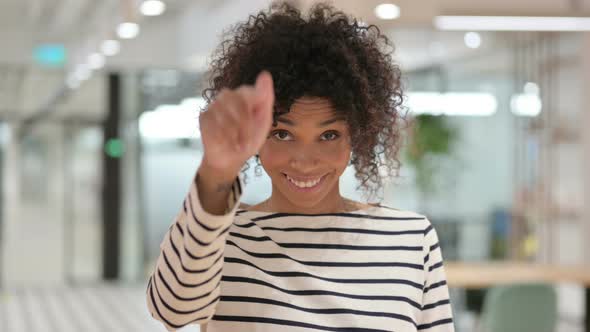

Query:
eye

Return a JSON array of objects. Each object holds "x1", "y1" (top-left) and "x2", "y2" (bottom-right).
[
  {"x1": 271, "y1": 130, "x2": 292, "y2": 141},
  {"x1": 321, "y1": 131, "x2": 340, "y2": 141}
]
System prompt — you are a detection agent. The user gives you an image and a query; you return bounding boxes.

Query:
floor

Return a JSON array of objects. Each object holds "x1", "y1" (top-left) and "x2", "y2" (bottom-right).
[
  {"x1": 0, "y1": 284, "x2": 584, "y2": 332},
  {"x1": 0, "y1": 283, "x2": 199, "y2": 332}
]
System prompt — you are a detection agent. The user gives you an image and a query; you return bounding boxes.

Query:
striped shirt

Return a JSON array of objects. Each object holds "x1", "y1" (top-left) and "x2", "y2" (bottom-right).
[{"x1": 146, "y1": 172, "x2": 454, "y2": 331}]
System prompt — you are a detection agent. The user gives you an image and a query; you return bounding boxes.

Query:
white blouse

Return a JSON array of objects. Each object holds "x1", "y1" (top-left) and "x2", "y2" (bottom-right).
[{"x1": 147, "y1": 171, "x2": 454, "y2": 332}]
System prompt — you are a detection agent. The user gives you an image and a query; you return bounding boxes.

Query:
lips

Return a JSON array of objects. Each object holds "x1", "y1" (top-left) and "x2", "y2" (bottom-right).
[
  {"x1": 282, "y1": 172, "x2": 328, "y2": 191},
  {"x1": 283, "y1": 173, "x2": 325, "y2": 182}
]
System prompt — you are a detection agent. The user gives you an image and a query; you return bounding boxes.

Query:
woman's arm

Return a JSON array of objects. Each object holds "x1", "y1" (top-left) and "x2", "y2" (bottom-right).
[
  {"x1": 418, "y1": 220, "x2": 455, "y2": 331},
  {"x1": 145, "y1": 164, "x2": 243, "y2": 331},
  {"x1": 146, "y1": 70, "x2": 273, "y2": 331}
]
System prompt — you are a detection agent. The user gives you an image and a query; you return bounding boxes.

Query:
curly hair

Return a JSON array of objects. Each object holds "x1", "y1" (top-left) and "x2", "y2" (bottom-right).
[{"x1": 201, "y1": 1, "x2": 407, "y2": 200}]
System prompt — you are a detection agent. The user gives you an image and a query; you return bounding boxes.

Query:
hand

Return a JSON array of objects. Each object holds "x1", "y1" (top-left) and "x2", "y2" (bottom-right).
[{"x1": 199, "y1": 71, "x2": 275, "y2": 176}]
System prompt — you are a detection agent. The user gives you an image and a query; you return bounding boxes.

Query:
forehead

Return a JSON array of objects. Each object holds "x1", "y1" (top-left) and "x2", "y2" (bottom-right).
[{"x1": 281, "y1": 96, "x2": 340, "y2": 121}]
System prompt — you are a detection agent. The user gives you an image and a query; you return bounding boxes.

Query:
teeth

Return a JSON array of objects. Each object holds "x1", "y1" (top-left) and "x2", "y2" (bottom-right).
[{"x1": 286, "y1": 175, "x2": 321, "y2": 188}]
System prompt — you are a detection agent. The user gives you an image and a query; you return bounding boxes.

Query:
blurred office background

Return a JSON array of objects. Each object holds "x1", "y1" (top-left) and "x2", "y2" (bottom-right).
[{"x1": 0, "y1": 0, "x2": 589, "y2": 331}]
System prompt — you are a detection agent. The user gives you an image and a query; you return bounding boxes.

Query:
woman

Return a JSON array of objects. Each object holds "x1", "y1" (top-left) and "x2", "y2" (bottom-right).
[{"x1": 147, "y1": 2, "x2": 454, "y2": 331}]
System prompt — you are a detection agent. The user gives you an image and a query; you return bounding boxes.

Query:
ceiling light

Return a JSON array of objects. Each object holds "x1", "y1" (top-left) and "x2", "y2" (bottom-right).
[
  {"x1": 101, "y1": 39, "x2": 120, "y2": 56},
  {"x1": 74, "y1": 64, "x2": 91, "y2": 81},
  {"x1": 434, "y1": 16, "x2": 590, "y2": 31},
  {"x1": 524, "y1": 82, "x2": 540, "y2": 95},
  {"x1": 464, "y1": 32, "x2": 481, "y2": 49},
  {"x1": 66, "y1": 73, "x2": 81, "y2": 89},
  {"x1": 117, "y1": 22, "x2": 140, "y2": 39},
  {"x1": 88, "y1": 53, "x2": 105, "y2": 70},
  {"x1": 375, "y1": 3, "x2": 400, "y2": 20},
  {"x1": 140, "y1": 0, "x2": 166, "y2": 16},
  {"x1": 511, "y1": 94, "x2": 542, "y2": 116}
]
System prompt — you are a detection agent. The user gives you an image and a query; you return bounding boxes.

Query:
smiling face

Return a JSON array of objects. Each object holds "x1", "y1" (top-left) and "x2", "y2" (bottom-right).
[{"x1": 257, "y1": 96, "x2": 352, "y2": 213}]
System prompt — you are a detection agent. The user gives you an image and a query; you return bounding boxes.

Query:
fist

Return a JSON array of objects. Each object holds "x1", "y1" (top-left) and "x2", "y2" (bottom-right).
[{"x1": 199, "y1": 71, "x2": 275, "y2": 174}]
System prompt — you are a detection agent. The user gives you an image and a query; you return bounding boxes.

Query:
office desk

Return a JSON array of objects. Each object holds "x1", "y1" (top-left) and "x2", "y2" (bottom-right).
[{"x1": 446, "y1": 262, "x2": 590, "y2": 332}]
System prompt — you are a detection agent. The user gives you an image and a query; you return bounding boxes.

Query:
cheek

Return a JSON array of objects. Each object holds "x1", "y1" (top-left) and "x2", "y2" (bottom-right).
[
  {"x1": 258, "y1": 142, "x2": 288, "y2": 170},
  {"x1": 321, "y1": 133, "x2": 352, "y2": 163},
  {"x1": 319, "y1": 143, "x2": 350, "y2": 164}
]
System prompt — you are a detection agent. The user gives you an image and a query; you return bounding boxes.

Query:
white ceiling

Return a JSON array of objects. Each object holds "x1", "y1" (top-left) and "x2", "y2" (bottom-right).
[{"x1": 0, "y1": 0, "x2": 588, "y2": 122}]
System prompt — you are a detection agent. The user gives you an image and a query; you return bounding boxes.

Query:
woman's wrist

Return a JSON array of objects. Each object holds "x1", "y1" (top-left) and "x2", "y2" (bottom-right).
[{"x1": 199, "y1": 157, "x2": 241, "y2": 184}]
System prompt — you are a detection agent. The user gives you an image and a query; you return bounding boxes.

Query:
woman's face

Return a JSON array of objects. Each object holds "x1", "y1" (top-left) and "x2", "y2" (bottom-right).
[{"x1": 258, "y1": 96, "x2": 352, "y2": 210}]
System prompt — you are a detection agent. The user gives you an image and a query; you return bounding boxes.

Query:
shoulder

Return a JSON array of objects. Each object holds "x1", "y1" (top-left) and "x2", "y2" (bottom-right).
[
  {"x1": 363, "y1": 206, "x2": 439, "y2": 252},
  {"x1": 369, "y1": 203, "x2": 427, "y2": 219},
  {"x1": 367, "y1": 204, "x2": 432, "y2": 229},
  {"x1": 374, "y1": 207, "x2": 443, "y2": 249},
  {"x1": 238, "y1": 203, "x2": 251, "y2": 209}
]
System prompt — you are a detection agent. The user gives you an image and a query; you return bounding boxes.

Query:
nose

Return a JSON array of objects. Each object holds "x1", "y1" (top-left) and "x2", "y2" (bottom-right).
[{"x1": 288, "y1": 144, "x2": 320, "y2": 170}]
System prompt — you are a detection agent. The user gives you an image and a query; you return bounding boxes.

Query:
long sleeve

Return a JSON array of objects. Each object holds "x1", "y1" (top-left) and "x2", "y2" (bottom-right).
[
  {"x1": 146, "y1": 170, "x2": 244, "y2": 331},
  {"x1": 418, "y1": 220, "x2": 455, "y2": 331}
]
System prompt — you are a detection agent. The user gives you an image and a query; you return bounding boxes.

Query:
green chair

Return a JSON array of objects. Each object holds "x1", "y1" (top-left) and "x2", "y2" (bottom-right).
[{"x1": 480, "y1": 283, "x2": 557, "y2": 332}]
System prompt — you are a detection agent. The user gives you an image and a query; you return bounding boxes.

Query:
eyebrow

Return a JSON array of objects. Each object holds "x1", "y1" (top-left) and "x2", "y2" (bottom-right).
[{"x1": 276, "y1": 116, "x2": 345, "y2": 127}]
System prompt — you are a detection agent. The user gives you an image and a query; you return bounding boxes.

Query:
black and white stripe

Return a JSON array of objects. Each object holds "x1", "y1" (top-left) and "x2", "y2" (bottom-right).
[{"x1": 146, "y1": 172, "x2": 454, "y2": 331}]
